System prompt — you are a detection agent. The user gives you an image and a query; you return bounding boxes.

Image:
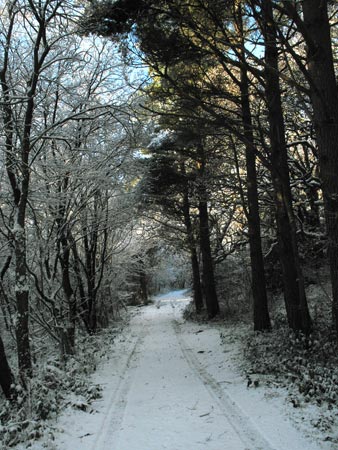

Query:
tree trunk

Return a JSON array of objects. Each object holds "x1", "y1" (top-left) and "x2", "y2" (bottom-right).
[
  {"x1": 70, "y1": 235, "x2": 90, "y2": 333},
  {"x1": 237, "y1": 8, "x2": 271, "y2": 331},
  {"x1": 1, "y1": 48, "x2": 32, "y2": 380},
  {"x1": 197, "y1": 162, "x2": 219, "y2": 318},
  {"x1": 0, "y1": 334, "x2": 15, "y2": 400},
  {"x1": 262, "y1": 0, "x2": 312, "y2": 333},
  {"x1": 242, "y1": 95, "x2": 271, "y2": 331},
  {"x1": 83, "y1": 219, "x2": 98, "y2": 334},
  {"x1": 14, "y1": 222, "x2": 32, "y2": 379},
  {"x1": 181, "y1": 168, "x2": 204, "y2": 312},
  {"x1": 86, "y1": 251, "x2": 97, "y2": 334},
  {"x1": 301, "y1": 0, "x2": 338, "y2": 333},
  {"x1": 57, "y1": 174, "x2": 76, "y2": 355},
  {"x1": 139, "y1": 269, "x2": 149, "y2": 304},
  {"x1": 60, "y1": 233, "x2": 75, "y2": 355},
  {"x1": 190, "y1": 248, "x2": 204, "y2": 313},
  {"x1": 307, "y1": 186, "x2": 321, "y2": 228}
]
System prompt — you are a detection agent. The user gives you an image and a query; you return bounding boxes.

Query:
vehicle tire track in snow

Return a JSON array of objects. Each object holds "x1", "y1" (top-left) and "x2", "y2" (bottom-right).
[
  {"x1": 90, "y1": 329, "x2": 146, "y2": 450},
  {"x1": 173, "y1": 320, "x2": 276, "y2": 450}
]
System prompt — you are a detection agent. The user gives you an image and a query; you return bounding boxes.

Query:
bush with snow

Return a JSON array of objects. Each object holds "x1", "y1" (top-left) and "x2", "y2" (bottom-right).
[
  {"x1": 244, "y1": 322, "x2": 338, "y2": 428},
  {"x1": 0, "y1": 328, "x2": 119, "y2": 448}
]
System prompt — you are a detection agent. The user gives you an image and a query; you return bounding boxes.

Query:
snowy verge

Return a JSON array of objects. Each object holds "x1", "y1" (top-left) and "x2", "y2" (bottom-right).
[{"x1": 6, "y1": 316, "x2": 131, "y2": 450}]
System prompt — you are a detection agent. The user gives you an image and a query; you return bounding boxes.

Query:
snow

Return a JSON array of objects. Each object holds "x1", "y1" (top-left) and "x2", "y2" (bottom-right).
[{"x1": 31, "y1": 289, "x2": 334, "y2": 450}]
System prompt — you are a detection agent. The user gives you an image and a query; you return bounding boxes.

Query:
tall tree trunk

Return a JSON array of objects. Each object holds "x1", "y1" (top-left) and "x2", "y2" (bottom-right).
[
  {"x1": 57, "y1": 174, "x2": 76, "y2": 354},
  {"x1": 70, "y1": 235, "x2": 90, "y2": 333},
  {"x1": 139, "y1": 268, "x2": 149, "y2": 304},
  {"x1": 181, "y1": 166, "x2": 204, "y2": 312},
  {"x1": 14, "y1": 205, "x2": 32, "y2": 380},
  {"x1": 197, "y1": 160, "x2": 219, "y2": 318},
  {"x1": 59, "y1": 233, "x2": 75, "y2": 355},
  {"x1": 0, "y1": 334, "x2": 15, "y2": 400},
  {"x1": 261, "y1": 0, "x2": 312, "y2": 333},
  {"x1": 242, "y1": 99, "x2": 271, "y2": 331},
  {"x1": 190, "y1": 248, "x2": 204, "y2": 312},
  {"x1": 301, "y1": 0, "x2": 338, "y2": 333},
  {"x1": 84, "y1": 232, "x2": 98, "y2": 334},
  {"x1": 1, "y1": 44, "x2": 32, "y2": 380},
  {"x1": 236, "y1": 7, "x2": 271, "y2": 331}
]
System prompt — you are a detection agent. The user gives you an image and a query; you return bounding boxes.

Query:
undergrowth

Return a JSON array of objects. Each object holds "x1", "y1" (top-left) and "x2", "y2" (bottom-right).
[
  {"x1": 244, "y1": 318, "x2": 338, "y2": 432},
  {"x1": 0, "y1": 327, "x2": 121, "y2": 448}
]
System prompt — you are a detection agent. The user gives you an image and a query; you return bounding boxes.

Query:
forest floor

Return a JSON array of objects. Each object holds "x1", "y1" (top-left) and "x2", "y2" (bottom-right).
[{"x1": 16, "y1": 289, "x2": 336, "y2": 450}]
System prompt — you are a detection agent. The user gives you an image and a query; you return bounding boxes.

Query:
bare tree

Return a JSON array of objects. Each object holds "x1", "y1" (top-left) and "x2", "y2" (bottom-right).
[{"x1": 0, "y1": 0, "x2": 142, "y2": 377}]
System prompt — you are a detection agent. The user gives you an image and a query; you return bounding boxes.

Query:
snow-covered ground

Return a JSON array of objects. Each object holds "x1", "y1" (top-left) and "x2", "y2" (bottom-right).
[{"x1": 32, "y1": 290, "x2": 334, "y2": 450}]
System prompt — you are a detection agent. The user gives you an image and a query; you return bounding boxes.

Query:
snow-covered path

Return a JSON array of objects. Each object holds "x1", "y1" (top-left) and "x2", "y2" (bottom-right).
[
  {"x1": 93, "y1": 292, "x2": 270, "y2": 450},
  {"x1": 52, "y1": 290, "x2": 328, "y2": 450}
]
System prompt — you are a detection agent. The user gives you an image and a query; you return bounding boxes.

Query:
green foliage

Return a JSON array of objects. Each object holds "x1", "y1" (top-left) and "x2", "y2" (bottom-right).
[{"x1": 81, "y1": 0, "x2": 146, "y2": 36}]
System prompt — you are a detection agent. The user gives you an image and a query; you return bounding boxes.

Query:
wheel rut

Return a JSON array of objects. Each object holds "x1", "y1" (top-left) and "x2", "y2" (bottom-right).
[
  {"x1": 173, "y1": 319, "x2": 276, "y2": 450},
  {"x1": 90, "y1": 329, "x2": 146, "y2": 450}
]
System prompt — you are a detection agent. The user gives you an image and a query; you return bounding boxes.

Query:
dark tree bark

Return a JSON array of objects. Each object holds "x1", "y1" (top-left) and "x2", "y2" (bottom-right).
[
  {"x1": 56, "y1": 175, "x2": 76, "y2": 355},
  {"x1": 242, "y1": 92, "x2": 271, "y2": 331},
  {"x1": 236, "y1": 7, "x2": 271, "y2": 331},
  {"x1": 70, "y1": 235, "x2": 90, "y2": 332},
  {"x1": 80, "y1": 193, "x2": 109, "y2": 334},
  {"x1": 6, "y1": 80, "x2": 33, "y2": 378},
  {"x1": 14, "y1": 225, "x2": 32, "y2": 379},
  {"x1": 0, "y1": 49, "x2": 32, "y2": 379},
  {"x1": 260, "y1": 0, "x2": 312, "y2": 333},
  {"x1": 190, "y1": 248, "x2": 203, "y2": 312},
  {"x1": 140, "y1": 270, "x2": 148, "y2": 305},
  {"x1": 197, "y1": 158, "x2": 219, "y2": 318},
  {"x1": 84, "y1": 224, "x2": 98, "y2": 334},
  {"x1": 0, "y1": 334, "x2": 15, "y2": 400},
  {"x1": 59, "y1": 233, "x2": 75, "y2": 355},
  {"x1": 182, "y1": 173, "x2": 204, "y2": 312},
  {"x1": 300, "y1": 0, "x2": 338, "y2": 332},
  {"x1": 139, "y1": 268, "x2": 149, "y2": 304}
]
